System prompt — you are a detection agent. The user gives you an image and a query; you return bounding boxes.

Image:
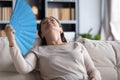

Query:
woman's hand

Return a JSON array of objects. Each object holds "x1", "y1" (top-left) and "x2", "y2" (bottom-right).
[
  {"x1": 5, "y1": 25, "x2": 15, "y2": 47},
  {"x1": 90, "y1": 76, "x2": 98, "y2": 80}
]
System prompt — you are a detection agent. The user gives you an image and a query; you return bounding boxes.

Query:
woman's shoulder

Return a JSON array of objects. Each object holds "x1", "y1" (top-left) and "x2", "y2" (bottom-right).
[
  {"x1": 73, "y1": 41, "x2": 84, "y2": 47},
  {"x1": 29, "y1": 45, "x2": 40, "y2": 54}
]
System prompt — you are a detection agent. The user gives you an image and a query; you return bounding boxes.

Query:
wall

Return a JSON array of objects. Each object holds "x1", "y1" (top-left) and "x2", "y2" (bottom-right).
[{"x1": 79, "y1": 0, "x2": 101, "y2": 35}]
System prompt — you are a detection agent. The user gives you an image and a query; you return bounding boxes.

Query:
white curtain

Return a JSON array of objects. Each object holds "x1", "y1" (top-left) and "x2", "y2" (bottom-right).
[
  {"x1": 101, "y1": 0, "x2": 120, "y2": 40},
  {"x1": 100, "y1": 0, "x2": 113, "y2": 40},
  {"x1": 110, "y1": 0, "x2": 120, "y2": 40}
]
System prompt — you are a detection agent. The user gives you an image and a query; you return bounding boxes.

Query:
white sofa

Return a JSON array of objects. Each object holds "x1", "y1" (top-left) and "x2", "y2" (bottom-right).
[
  {"x1": 78, "y1": 38, "x2": 120, "y2": 80},
  {"x1": 0, "y1": 37, "x2": 120, "y2": 80}
]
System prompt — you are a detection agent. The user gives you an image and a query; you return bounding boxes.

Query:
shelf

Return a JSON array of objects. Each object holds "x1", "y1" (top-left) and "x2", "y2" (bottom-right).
[
  {"x1": 47, "y1": 0, "x2": 76, "y2": 3},
  {"x1": 0, "y1": 21, "x2": 9, "y2": 24},
  {"x1": 36, "y1": 20, "x2": 41, "y2": 24},
  {"x1": 0, "y1": 20, "x2": 76, "y2": 24},
  {"x1": 0, "y1": 0, "x2": 12, "y2": 1},
  {"x1": 60, "y1": 20, "x2": 76, "y2": 24},
  {"x1": 0, "y1": 0, "x2": 12, "y2": 6},
  {"x1": 36, "y1": 20, "x2": 76, "y2": 24}
]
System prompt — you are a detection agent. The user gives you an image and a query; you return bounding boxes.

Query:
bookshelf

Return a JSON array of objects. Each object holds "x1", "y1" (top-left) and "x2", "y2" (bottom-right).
[
  {"x1": 0, "y1": 0, "x2": 13, "y2": 30},
  {"x1": 0, "y1": 0, "x2": 79, "y2": 41},
  {"x1": 45, "y1": 0, "x2": 79, "y2": 40}
]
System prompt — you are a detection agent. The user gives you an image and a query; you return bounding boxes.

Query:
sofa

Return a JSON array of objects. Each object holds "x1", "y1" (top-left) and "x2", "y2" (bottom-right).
[
  {"x1": 0, "y1": 36, "x2": 120, "y2": 80},
  {"x1": 77, "y1": 38, "x2": 120, "y2": 80}
]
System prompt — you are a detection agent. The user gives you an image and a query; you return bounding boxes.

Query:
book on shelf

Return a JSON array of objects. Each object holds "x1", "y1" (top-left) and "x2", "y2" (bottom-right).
[
  {"x1": 60, "y1": 8, "x2": 71, "y2": 20},
  {"x1": 48, "y1": 8, "x2": 60, "y2": 20},
  {"x1": 70, "y1": 8, "x2": 75, "y2": 20},
  {"x1": 0, "y1": 7, "x2": 12, "y2": 21},
  {"x1": 47, "y1": 7, "x2": 75, "y2": 20},
  {"x1": 32, "y1": 6, "x2": 39, "y2": 20},
  {"x1": 0, "y1": 7, "x2": 1, "y2": 21}
]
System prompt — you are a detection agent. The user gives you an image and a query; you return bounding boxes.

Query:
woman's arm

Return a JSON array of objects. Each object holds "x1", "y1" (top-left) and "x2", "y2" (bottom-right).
[
  {"x1": 80, "y1": 44, "x2": 101, "y2": 80},
  {"x1": 10, "y1": 46, "x2": 37, "y2": 74},
  {"x1": 5, "y1": 25, "x2": 37, "y2": 74}
]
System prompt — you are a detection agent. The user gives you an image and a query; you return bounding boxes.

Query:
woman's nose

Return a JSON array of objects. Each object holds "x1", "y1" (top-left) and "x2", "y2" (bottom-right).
[{"x1": 47, "y1": 19, "x2": 51, "y2": 23}]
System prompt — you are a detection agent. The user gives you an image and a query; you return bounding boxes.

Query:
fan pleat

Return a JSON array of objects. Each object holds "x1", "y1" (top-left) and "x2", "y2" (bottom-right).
[
  {"x1": 15, "y1": 35, "x2": 28, "y2": 55},
  {"x1": 19, "y1": 6, "x2": 32, "y2": 17},
  {"x1": 19, "y1": 15, "x2": 35, "y2": 24},
  {"x1": 13, "y1": 1, "x2": 26, "y2": 17},
  {"x1": 19, "y1": 35, "x2": 32, "y2": 50},
  {"x1": 17, "y1": 10, "x2": 34, "y2": 20},
  {"x1": 20, "y1": 31, "x2": 36, "y2": 43},
  {"x1": 20, "y1": 25, "x2": 36, "y2": 32}
]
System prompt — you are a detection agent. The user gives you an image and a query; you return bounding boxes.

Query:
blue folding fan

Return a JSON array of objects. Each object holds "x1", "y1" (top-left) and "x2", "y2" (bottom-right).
[{"x1": 10, "y1": 0, "x2": 37, "y2": 56}]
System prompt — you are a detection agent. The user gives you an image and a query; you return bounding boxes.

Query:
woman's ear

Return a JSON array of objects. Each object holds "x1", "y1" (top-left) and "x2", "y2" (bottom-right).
[
  {"x1": 60, "y1": 27, "x2": 63, "y2": 34},
  {"x1": 41, "y1": 33, "x2": 44, "y2": 38}
]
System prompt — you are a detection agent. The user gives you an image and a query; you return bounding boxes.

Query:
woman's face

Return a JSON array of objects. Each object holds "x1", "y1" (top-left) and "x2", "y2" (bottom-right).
[{"x1": 40, "y1": 17, "x2": 62, "y2": 38}]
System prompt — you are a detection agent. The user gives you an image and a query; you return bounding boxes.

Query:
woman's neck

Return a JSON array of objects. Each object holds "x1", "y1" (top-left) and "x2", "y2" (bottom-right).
[
  {"x1": 45, "y1": 34, "x2": 64, "y2": 45},
  {"x1": 47, "y1": 39, "x2": 64, "y2": 45}
]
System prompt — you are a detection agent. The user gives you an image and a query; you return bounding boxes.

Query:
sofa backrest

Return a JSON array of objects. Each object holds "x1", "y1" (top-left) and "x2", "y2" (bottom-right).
[
  {"x1": 0, "y1": 37, "x2": 16, "y2": 72},
  {"x1": 78, "y1": 38, "x2": 120, "y2": 80}
]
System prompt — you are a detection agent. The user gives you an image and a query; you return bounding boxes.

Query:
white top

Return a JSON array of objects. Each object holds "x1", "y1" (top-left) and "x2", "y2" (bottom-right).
[{"x1": 10, "y1": 41, "x2": 101, "y2": 80}]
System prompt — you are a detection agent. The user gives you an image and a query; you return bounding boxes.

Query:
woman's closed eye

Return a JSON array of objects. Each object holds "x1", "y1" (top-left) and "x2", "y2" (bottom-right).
[
  {"x1": 42, "y1": 19, "x2": 49, "y2": 24},
  {"x1": 50, "y1": 18, "x2": 54, "y2": 21},
  {"x1": 43, "y1": 19, "x2": 54, "y2": 24}
]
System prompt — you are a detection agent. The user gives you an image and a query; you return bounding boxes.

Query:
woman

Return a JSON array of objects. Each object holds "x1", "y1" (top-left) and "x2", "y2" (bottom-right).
[{"x1": 5, "y1": 16, "x2": 101, "y2": 80}]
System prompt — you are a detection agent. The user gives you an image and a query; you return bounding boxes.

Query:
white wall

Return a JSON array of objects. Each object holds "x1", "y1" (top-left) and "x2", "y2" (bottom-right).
[{"x1": 79, "y1": 0, "x2": 101, "y2": 35}]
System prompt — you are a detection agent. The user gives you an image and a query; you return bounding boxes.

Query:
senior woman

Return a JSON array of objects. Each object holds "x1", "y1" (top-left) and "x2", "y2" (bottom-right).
[{"x1": 5, "y1": 16, "x2": 101, "y2": 80}]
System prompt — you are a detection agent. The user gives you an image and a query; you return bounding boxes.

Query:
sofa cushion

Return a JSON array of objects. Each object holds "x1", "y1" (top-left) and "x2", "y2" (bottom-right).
[
  {"x1": 110, "y1": 41, "x2": 120, "y2": 80},
  {"x1": 0, "y1": 71, "x2": 41, "y2": 80},
  {"x1": 78, "y1": 38, "x2": 118, "y2": 80},
  {"x1": 0, "y1": 37, "x2": 16, "y2": 72}
]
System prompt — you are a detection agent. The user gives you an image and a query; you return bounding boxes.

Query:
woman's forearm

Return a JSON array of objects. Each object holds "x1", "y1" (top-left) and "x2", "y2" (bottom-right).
[
  {"x1": 10, "y1": 44, "x2": 37, "y2": 74},
  {"x1": 9, "y1": 39, "x2": 16, "y2": 47}
]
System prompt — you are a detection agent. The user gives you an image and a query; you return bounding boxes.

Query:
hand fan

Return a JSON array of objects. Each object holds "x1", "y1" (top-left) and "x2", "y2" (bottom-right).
[{"x1": 10, "y1": 0, "x2": 37, "y2": 56}]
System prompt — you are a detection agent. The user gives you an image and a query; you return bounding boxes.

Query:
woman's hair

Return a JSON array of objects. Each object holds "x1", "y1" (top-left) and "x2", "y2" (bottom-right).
[{"x1": 37, "y1": 17, "x2": 67, "y2": 45}]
